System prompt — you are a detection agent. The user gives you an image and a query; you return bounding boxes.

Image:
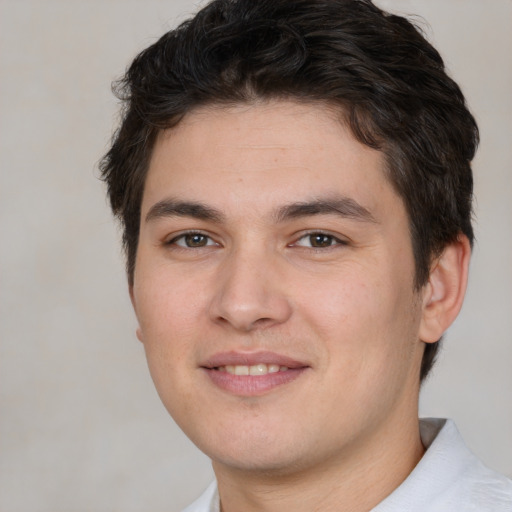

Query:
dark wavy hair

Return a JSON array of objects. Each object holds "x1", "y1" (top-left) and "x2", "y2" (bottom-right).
[{"x1": 100, "y1": 0, "x2": 478, "y2": 381}]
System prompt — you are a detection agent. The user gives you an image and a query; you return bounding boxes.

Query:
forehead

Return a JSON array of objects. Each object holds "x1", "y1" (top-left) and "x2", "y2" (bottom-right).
[{"x1": 142, "y1": 100, "x2": 394, "y2": 219}]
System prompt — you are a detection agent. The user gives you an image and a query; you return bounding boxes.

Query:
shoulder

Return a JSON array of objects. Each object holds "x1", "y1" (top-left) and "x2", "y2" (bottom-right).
[
  {"x1": 450, "y1": 456, "x2": 512, "y2": 511},
  {"x1": 426, "y1": 419, "x2": 512, "y2": 511},
  {"x1": 374, "y1": 418, "x2": 512, "y2": 512}
]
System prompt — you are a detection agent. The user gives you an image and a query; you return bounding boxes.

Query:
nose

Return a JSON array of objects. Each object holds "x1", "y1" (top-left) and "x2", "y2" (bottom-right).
[{"x1": 208, "y1": 248, "x2": 293, "y2": 332}]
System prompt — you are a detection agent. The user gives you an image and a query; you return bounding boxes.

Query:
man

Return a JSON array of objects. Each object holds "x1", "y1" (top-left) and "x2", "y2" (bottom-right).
[{"x1": 100, "y1": 0, "x2": 512, "y2": 510}]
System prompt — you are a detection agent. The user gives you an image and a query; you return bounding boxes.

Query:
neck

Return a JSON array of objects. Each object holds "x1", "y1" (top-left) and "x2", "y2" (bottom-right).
[{"x1": 213, "y1": 412, "x2": 424, "y2": 512}]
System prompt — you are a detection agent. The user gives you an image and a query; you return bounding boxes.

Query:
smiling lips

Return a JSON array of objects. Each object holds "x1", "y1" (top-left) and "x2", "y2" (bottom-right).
[{"x1": 202, "y1": 352, "x2": 309, "y2": 396}]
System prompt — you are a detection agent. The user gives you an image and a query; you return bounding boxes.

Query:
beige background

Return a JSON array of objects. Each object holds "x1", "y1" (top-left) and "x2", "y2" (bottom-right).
[{"x1": 0, "y1": 1, "x2": 510, "y2": 511}]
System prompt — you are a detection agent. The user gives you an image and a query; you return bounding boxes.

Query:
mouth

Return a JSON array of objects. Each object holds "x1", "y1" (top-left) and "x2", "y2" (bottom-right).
[
  {"x1": 215, "y1": 363, "x2": 290, "y2": 376},
  {"x1": 201, "y1": 351, "x2": 309, "y2": 396}
]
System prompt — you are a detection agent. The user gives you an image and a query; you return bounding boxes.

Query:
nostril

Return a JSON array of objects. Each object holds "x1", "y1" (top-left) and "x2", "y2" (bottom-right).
[
  {"x1": 214, "y1": 314, "x2": 275, "y2": 332},
  {"x1": 251, "y1": 317, "x2": 275, "y2": 328}
]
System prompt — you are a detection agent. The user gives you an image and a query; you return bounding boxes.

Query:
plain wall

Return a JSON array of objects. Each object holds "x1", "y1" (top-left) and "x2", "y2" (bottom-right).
[{"x1": 0, "y1": 1, "x2": 510, "y2": 511}]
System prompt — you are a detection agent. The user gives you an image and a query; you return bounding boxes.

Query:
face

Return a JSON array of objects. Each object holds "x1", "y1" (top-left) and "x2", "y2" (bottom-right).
[{"x1": 132, "y1": 101, "x2": 426, "y2": 476}]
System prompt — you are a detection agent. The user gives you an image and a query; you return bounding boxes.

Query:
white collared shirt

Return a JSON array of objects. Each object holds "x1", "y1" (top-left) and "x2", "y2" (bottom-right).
[{"x1": 181, "y1": 418, "x2": 512, "y2": 512}]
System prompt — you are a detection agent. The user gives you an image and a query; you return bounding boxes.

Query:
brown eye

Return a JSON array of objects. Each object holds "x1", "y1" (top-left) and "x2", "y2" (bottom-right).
[
  {"x1": 293, "y1": 232, "x2": 345, "y2": 249},
  {"x1": 170, "y1": 232, "x2": 216, "y2": 248},
  {"x1": 184, "y1": 233, "x2": 208, "y2": 247},
  {"x1": 309, "y1": 234, "x2": 335, "y2": 247}
]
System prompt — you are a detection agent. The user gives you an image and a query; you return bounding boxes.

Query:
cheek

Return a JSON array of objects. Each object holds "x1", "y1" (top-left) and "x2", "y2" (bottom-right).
[
  {"x1": 135, "y1": 266, "x2": 206, "y2": 337},
  {"x1": 133, "y1": 274, "x2": 205, "y2": 414},
  {"x1": 296, "y1": 270, "x2": 384, "y2": 337},
  {"x1": 295, "y1": 264, "x2": 418, "y2": 364},
  {"x1": 132, "y1": 275, "x2": 203, "y2": 394}
]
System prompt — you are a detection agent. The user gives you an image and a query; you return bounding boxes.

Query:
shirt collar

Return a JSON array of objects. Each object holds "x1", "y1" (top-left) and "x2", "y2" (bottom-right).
[{"x1": 371, "y1": 418, "x2": 475, "y2": 511}]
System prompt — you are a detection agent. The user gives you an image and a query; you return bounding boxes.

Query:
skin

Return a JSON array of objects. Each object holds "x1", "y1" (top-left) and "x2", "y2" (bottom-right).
[{"x1": 131, "y1": 101, "x2": 470, "y2": 512}]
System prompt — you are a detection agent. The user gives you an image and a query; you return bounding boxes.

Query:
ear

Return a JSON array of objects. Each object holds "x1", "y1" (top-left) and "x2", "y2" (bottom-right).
[
  {"x1": 419, "y1": 235, "x2": 471, "y2": 343},
  {"x1": 129, "y1": 284, "x2": 144, "y2": 343}
]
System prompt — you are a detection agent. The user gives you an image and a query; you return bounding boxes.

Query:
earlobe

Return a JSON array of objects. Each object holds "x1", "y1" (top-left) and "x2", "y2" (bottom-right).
[
  {"x1": 129, "y1": 284, "x2": 144, "y2": 344},
  {"x1": 419, "y1": 235, "x2": 471, "y2": 343}
]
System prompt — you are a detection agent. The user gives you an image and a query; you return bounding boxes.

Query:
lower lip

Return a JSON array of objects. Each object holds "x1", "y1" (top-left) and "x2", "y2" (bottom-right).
[{"x1": 202, "y1": 367, "x2": 307, "y2": 396}]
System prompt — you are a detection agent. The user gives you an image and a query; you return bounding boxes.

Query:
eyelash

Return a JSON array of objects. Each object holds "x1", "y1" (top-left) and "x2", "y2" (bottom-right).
[
  {"x1": 292, "y1": 232, "x2": 347, "y2": 250},
  {"x1": 165, "y1": 230, "x2": 347, "y2": 250},
  {"x1": 166, "y1": 231, "x2": 218, "y2": 249}
]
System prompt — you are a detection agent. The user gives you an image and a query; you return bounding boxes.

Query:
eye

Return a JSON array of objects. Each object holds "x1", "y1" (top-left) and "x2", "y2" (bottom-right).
[
  {"x1": 294, "y1": 233, "x2": 345, "y2": 248},
  {"x1": 168, "y1": 232, "x2": 217, "y2": 248}
]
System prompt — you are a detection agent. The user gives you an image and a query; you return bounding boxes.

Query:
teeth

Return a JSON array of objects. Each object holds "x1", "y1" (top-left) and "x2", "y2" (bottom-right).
[
  {"x1": 235, "y1": 365, "x2": 249, "y2": 376},
  {"x1": 249, "y1": 364, "x2": 267, "y2": 376},
  {"x1": 219, "y1": 364, "x2": 289, "y2": 375}
]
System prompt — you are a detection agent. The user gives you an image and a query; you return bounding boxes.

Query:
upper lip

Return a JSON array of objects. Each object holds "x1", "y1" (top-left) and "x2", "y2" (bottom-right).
[{"x1": 201, "y1": 351, "x2": 309, "y2": 369}]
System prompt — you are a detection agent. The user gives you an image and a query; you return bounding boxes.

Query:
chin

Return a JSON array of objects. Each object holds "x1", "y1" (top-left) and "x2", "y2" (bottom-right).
[
  {"x1": 190, "y1": 421, "x2": 311, "y2": 474},
  {"x1": 211, "y1": 446, "x2": 310, "y2": 476}
]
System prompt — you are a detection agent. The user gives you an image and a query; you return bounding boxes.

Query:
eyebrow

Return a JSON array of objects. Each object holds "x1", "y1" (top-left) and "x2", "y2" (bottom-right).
[
  {"x1": 144, "y1": 196, "x2": 376, "y2": 225},
  {"x1": 275, "y1": 197, "x2": 377, "y2": 224},
  {"x1": 145, "y1": 199, "x2": 225, "y2": 223}
]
